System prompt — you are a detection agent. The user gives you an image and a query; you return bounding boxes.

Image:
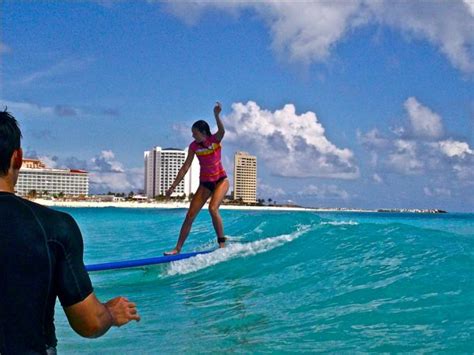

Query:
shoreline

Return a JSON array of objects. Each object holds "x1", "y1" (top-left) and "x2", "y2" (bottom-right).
[
  {"x1": 33, "y1": 198, "x2": 373, "y2": 212},
  {"x1": 30, "y1": 199, "x2": 445, "y2": 213}
]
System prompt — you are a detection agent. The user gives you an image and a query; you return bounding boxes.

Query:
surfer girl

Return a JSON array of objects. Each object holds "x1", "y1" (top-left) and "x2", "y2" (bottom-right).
[{"x1": 164, "y1": 102, "x2": 229, "y2": 255}]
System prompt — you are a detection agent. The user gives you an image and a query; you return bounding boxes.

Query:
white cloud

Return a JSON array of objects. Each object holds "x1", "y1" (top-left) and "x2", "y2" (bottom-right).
[
  {"x1": 373, "y1": 173, "x2": 383, "y2": 183},
  {"x1": 453, "y1": 164, "x2": 474, "y2": 182},
  {"x1": 404, "y1": 97, "x2": 443, "y2": 139},
  {"x1": 89, "y1": 165, "x2": 143, "y2": 193},
  {"x1": 0, "y1": 99, "x2": 117, "y2": 119},
  {"x1": 464, "y1": 0, "x2": 474, "y2": 16},
  {"x1": 358, "y1": 128, "x2": 390, "y2": 149},
  {"x1": 90, "y1": 150, "x2": 125, "y2": 173},
  {"x1": 390, "y1": 126, "x2": 406, "y2": 137},
  {"x1": 30, "y1": 150, "x2": 143, "y2": 193},
  {"x1": 298, "y1": 184, "x2": 349, "y2": 200},
  {"x1": 1, "y1": 99, "x2": 56, "y2": 117},
  {"x1": 127, "y1": 167, "x2": 145, "y2": 191},
  {"x1": 17, "y1": 57, "x2": 94, "y2": 85},
  {"x1": 260, "y1": 1, "x2": 365, "y2": 64},
  {"x1": 358, "y1": 129, "x2": 392, "y2": 168},
  {"x1": 258, "y1": 182, "x2": 286, "y2": 199},
  {"x1": 221, "y1": 154, "x2": 234, "y2": 181},
  {"x1": 361, "y1": 97, "x2": 473, "y2": 182},
  {"x1": 172, "y1": 122, "x2": 191, "y2": 138},
  {"x1": 88, "y1": 172, "x2": 134, "y2": 192},
  {"x1": 437, "y1": 139, "x2": 473, "y2": 158},
  {"x1": 225, "y1": 101, "x2": 359, "y2": 179},
  {"x1": 370, "y1": 0, "x2": 474, "y2": 73},
  {"x1": 164, "y1": 1, "x2": 364, "y2": 64},
  {"x1": 387, "y1": 139, "x2": 424, "y2": 175},
  {"x1": 0, "y1": 99, "x2": 80, "y2": 118},
  {"x1": 38, "y1": 156, "x2": 58, "y2": 169},
  {"x1": 88, "y1": 151, "x2": 144, "y2": 192},
  {"x1": 166, "y1": 0, "x2": 474, "y2": 73}
]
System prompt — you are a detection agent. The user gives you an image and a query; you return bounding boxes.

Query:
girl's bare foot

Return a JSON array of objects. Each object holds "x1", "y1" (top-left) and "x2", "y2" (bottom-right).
[{"x1": 164, "y1": 248, "x2": 180, "y2": 256}]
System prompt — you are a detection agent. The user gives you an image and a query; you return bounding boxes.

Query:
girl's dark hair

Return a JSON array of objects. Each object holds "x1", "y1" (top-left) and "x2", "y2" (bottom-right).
[
  {"x1": 192, "y1": 120, "x2": 211, "y2": 137},
  {"x1": 0, "y1": 109, "x2": 22, "y2": 176}
]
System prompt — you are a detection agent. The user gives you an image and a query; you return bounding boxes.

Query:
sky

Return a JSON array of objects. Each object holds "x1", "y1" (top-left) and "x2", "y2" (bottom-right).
[{"x1": 1, "y1": 1, "x2": 473, "y2": 212}]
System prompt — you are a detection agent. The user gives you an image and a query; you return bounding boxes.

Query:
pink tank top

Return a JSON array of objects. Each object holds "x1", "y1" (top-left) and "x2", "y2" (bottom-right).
[{"x1": 189, "y1": 134, "x2": 227, "y2": 182}]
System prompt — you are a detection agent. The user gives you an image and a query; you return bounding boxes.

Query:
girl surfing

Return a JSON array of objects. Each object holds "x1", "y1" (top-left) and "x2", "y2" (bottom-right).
[{"x1": 164, "y1": 102, "x2": 229, "y2": 255}]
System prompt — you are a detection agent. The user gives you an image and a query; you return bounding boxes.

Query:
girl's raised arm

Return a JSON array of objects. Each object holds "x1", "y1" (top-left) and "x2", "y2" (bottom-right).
[{"x1": 214, "y1": 102, "x2": 225, "y2": 142}]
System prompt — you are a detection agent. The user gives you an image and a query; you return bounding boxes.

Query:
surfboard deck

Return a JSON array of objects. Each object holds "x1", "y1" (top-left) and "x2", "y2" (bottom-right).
[{"x1": 86, "y1": 249, "x2": 215, "y2": 272}]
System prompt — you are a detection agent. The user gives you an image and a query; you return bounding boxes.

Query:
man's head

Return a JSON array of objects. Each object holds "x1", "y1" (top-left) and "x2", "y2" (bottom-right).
[{"x1": 0, "y1": 109, "x2": 23, "y2": 178}]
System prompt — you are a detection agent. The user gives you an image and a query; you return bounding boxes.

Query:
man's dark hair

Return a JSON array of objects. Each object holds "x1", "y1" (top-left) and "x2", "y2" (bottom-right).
[{"x1": 0, "y1": 109, "x2": 22, "y2": 175}]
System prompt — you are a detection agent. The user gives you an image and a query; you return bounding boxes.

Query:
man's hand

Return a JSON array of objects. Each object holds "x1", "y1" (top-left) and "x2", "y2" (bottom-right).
[
  {"x1": 105, "y1": 296, "x2": 140, "y2": 326},
  {"x1": 64, "y1": 293, "x2": 140, "y2": 338},
  {"x1": 214, "y1": 102, "x2": 222, "y2": 116}
]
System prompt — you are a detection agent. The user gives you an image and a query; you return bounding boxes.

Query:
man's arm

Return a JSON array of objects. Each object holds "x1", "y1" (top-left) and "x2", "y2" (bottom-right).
[
  {"x1": 56, "y1": 213, "x2": 140, "y2": 338},
  {"x1": 64, "y1": 293, "x2": 140, "y2": 338}
]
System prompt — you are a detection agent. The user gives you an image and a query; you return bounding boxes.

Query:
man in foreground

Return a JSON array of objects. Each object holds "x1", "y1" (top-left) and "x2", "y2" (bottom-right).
[{"x1": 0, "y1": 110, "x2": 140, "y2": 354}]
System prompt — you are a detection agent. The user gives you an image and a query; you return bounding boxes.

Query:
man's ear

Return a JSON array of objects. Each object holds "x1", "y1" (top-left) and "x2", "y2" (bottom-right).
[{"x1": 12, "y1": 148, "x2": 23, "y2": 170}]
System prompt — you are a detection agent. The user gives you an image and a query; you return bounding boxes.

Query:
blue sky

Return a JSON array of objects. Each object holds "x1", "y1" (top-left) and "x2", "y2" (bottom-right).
[{"x1": 1, "y1": 1, "x2": 473, "y2": 211}]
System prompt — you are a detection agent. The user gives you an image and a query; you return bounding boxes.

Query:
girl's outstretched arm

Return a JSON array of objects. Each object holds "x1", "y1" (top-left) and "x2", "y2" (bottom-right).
[
  {"x1": 214, "y1": 102, "x2": 225, "y2": 142},
  {"x1": 166, "y1": 150, "x2": 195, "y2": 198}
]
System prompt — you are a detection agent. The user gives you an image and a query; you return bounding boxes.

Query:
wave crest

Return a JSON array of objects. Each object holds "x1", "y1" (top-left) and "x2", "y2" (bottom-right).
[{"x1": 165, "y1": 225, "x2": 311, "y2": 276}]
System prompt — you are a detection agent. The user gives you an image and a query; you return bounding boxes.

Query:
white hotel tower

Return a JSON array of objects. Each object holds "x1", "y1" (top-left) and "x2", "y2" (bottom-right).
[
  {"x1": 16, "y1": 158, "x2": 89, "y2": 197},
  {"x1": 144, "y1": 147, "x2": 199, "y2": 198},
  {"x1": 233, "y1": 151, "x2": 257, "y2": 203}
]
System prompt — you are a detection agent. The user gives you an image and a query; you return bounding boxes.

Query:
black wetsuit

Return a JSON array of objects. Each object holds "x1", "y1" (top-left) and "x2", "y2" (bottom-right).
[{"x1": 0, "y1": 192, "x2": 93, "y2": 354}]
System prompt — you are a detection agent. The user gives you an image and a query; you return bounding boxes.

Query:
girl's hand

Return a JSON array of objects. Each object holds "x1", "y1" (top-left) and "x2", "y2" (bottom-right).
[{"x1": 214, "y1": 102, "x2": 222, "y2": 116}]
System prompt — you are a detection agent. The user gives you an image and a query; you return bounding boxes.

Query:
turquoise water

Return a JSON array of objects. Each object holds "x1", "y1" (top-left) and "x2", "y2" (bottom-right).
[{"x1": 53, "y1": 208, "x2": 474, "y2": 353}]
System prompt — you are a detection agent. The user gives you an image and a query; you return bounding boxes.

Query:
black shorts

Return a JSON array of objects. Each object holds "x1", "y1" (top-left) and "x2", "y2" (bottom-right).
[{"x1": 200, "y1": 176, "x2": 227, "y2": 192}]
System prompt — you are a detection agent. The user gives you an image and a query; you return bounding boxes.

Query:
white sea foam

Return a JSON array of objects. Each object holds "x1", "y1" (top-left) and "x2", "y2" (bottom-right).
[
  {"x1": 223, "y1": 235, "x2": 245, "y2": 241},
  {"x1": 253, "y1": 221, "x2": 267, "y2": 234},
  {"x1": 321, "y1": 220, "x2": 359, "y2": 226},
  {"x1": 165, "y1": 225, "x2": 311, "y2": 276}
]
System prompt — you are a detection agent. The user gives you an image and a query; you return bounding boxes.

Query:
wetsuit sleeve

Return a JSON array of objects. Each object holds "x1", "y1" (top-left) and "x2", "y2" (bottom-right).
[{"x1": 55, "y1": 214, "x2": 93, "y2": 307}]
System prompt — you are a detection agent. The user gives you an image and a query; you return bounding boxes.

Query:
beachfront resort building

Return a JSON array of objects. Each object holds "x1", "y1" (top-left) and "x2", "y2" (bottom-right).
[
  {"x1": 233, "y1": 151, "x2": 257, "y2": 203},
  {"x1": 144, "y1": 147, "x2": 199, "y2": 198},
  {"x1": 16, "y1": 158, "x2": 89, "y2": 197}
]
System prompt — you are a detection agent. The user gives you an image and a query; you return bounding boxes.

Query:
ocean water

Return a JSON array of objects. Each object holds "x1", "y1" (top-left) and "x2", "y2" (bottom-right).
[{"x1": 52, "y1": 208, "x2": 474, "y2": 353}]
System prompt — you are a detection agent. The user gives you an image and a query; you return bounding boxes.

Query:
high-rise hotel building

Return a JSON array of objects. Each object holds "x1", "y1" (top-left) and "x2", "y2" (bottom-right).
[
  {"x1": 16, "y1": 158, "x2": 89, "y2": 197},
  {"x1": 144, "y1": 147, "x2": 199, "y2": 198},
  {"x1": 233, "y1": 151, "x2": 257, "y2": 203}
]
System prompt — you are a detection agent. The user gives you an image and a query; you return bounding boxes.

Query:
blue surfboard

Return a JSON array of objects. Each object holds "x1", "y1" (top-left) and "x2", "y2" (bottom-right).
[{"x1": 86, "y1": 249, "x2": 215, "y2": 272}]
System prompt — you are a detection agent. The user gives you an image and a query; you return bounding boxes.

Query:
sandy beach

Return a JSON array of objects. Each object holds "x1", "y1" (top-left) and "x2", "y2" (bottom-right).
[{"x1": 33, "y1": 198, "x2": 372, "y2": 212}]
